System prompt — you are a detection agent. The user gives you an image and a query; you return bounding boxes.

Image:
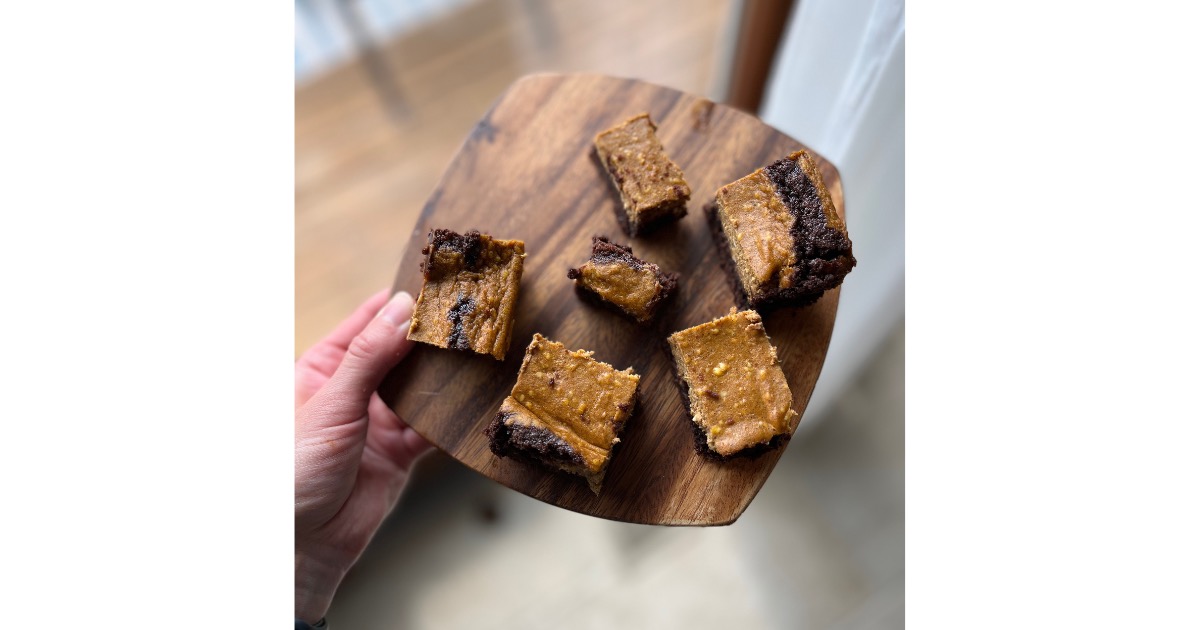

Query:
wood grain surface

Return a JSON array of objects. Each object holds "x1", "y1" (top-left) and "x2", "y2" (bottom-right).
[{"x1": 382, "y1": 73, "x2": 843, "y2": 526}]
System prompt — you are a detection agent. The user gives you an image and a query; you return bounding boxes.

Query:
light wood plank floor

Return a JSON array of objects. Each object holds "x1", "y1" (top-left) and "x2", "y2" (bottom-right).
[{"x1": 296, "y1": 0, "x2": 735, "y2": 354}]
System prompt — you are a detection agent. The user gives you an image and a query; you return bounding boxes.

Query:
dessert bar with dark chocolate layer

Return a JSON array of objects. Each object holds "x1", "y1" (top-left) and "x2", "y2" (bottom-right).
[
  {"x1": 667, "y1": 308, "x2": 798, "y2": 459},
  {"x1": 486, "y1": 334, "x2": 640, "y2": 494},
  {"x1": 594, "y1": 113, "x2": 690, "y2": 237},
  {"x1": 567, "y1": 236, "x2": 677, "y2": 324},
  {"x1": 407, "y1": 229, "x2": 524, "y2": 360},
  {"x1": 709, "y1": 150, "x2": 855, "y2": 309}
]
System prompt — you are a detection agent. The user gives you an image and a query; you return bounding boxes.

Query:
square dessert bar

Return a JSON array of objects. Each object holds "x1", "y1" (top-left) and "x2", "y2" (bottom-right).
[
  {"x1": 667, "y1": 308, "x2": 799, "y2": 459},
  {"x1": 486, "y1": 334, "x2": 640, "y2": 494},
  {"x1": 407, "y1": 229, "x2": 525, "y2": 360},
  {"x1": 707, "y1": 150, "x2": 856, "y2": 309},
  {"x1": 594, "y1": 113, "x2": 691, "y2": 237},
  {"x1": 567, "y1": 236, "x2": 678, "y2": 324}
]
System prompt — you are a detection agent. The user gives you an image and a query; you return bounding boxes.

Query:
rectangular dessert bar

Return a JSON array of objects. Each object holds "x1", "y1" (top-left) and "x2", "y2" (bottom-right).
[
  {"x1": 708, "y1": 150, "x2": 855, "y2": 309},
  {"x1": 567, "y1": 235, "x2": 677, "y2": 324},
  {"x1": 667, "y1": 308, "x2": 798, "y2": 459},
  {"x1": 486, "y1": 334, "x2": 640, "y2": 494},
  {"x1": 594, "y1": 113, "x2": 691, "y2": 237},
  {"x1": 407, "y1": 229, "x2": 524, "y2": 360}
]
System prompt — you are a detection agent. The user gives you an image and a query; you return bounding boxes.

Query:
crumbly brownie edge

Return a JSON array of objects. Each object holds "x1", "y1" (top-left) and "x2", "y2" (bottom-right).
[
  {"x1": 485, "y1": 411, "x2": 586, "y2": 468},
  {"x1": 566, "y1": 235, "x2": 641, "y2": 275},
  {"x1": 420, "y1": 228, "x2": 487, "y2": 278},
  {"x1": 629, "y1": 199, "x2": 688, "y2": 237},
  {"x1": 763, "y1": 155, "x2": 857, "y2": 296},
  {"x1": 486, "y1": 396, "x2": 636, "y2": 495},
  {"x1": 588, "y1": 235, "x2": 639, "y2": 266},
  {"x1": 765, "y1": 155, "x2": 853, "y2": 260},
  {"x1": 665, "y1": 334, "x2": 789, "y2": 461}
]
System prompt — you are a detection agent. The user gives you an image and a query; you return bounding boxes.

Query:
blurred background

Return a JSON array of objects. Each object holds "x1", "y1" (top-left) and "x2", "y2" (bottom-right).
[{"x1": 296, "y1": 0, "x2": 903, "y2": 627}]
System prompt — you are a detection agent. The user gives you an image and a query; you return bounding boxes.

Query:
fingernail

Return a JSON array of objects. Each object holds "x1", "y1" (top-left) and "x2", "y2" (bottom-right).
[{"x1": 378, "y1": 291, "x2": 415, "y2": 325}]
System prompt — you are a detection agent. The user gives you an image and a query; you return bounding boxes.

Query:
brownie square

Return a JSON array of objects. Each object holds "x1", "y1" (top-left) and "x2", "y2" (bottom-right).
[
  {"x1": 594, "y1": 113, "x2": 691, "y2": 236},
  {"x1": 567, "y1": 236, "x2": 677, "y2": 324},
  {"x1": 485, "y1": 334, "x2": 640, "y2": 494},
  {"x1": 407, "y1": 229, "x2": 525, "y2": 360},
  {"x1": 709, "y1": 150, "x2": 855, "y2": 309},
  {"x1": 667, "y1": 308, "x2": 798, "y2": 458}
]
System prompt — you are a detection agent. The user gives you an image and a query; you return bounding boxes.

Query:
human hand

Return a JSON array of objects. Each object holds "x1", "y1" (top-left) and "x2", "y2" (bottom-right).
[{"x1": 295, "y1": 289, "x2": 433, "y2": 623}]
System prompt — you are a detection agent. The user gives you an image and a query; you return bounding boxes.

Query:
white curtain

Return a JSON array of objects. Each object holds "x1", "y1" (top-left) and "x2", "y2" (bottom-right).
[{"x1": 759, "y1": 0, "x2": 905, "y2": 427}]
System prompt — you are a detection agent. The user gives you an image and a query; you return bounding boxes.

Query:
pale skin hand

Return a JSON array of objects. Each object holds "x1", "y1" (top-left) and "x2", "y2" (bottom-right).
[{"x1": 295, "y1": 289, "x2": 432, "y2": 623}]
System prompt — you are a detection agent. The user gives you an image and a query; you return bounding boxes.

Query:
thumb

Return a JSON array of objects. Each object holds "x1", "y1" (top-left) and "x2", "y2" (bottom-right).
[{"x1": 304, "y1": 291, "x2": 416, "y2": 432}]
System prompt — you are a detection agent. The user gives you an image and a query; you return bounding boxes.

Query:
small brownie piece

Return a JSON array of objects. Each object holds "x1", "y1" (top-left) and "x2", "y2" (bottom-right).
[
  {"x1": 667, "y1": 308, "x2": 798, "y2": 459},
  {"x1": 486, "y1": 334, "x2": 640, "y2": 494},
  {"x1": 594, "y1": 113, "x2": 691, "y2": 236},
  {"x1": 407, "y1": 229, "x2": 525, "y2": 360},
  {"x1": 708, "y1": 150, "x2": 855, "y2": 309},
  {"x1": 567, "y1": 236, "x2": 678, "y2": 324}
]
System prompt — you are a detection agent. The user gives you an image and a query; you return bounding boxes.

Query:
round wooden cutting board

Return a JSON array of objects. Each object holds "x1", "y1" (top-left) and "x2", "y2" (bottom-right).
[{"x1": 382, "y1": 73, "x2": 844, "y2": 526}]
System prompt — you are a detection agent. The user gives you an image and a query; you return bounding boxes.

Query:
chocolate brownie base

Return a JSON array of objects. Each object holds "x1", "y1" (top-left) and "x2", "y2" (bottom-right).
[
  {"x1": 419, "y1": 229, "x2": 484, "y2": 276},
  {"x1": 605, "y1": 194, "x2": 688, "y2": 238},
  {"x1": 485, "y1": 412, "x2": 585, "y2": 468},
  {"x1": 598, "y1": 178, "x2": 689, "y2": 239},
  {"x1": 486, "y1": 396, "x2": 639, "y2": 479},
  {"x1": 764, "y1": 156, "x2": 857, "y2": 297}
]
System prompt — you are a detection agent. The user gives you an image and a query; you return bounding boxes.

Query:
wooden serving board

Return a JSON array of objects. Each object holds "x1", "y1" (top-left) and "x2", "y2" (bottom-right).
[{"x1": 383, "y1": 74, "x2": 843, "y2": 526}]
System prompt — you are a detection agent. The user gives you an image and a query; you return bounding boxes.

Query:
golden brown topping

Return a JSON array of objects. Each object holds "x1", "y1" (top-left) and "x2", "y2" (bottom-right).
[
  {"x1": 594, "y1": 113, "x2": 690, "y2": 235},
  {"x1": 716, "y1": 170, "x2": 797, "y2": 299},
  {"x1": 576, "y1": 260, "x2": 661, "y2": 318},
  {"x1": 568, "y1": 236, "x2": 676, "y2": 324},
  {"x1": 407, "y1": 230, "x2": 525, "y2": 360},
  {"x1": 495, "y1": 334, "x2": 640, "y2": 492},
  {"x1": 667, "y1": 309, "x2": 798, "y2": 457}
]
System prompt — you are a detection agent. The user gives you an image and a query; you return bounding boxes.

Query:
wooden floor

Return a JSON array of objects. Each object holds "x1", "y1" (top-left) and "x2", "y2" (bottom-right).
[{"x1": 296, "y1": 0, "x2": 735, "y2": 354}]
